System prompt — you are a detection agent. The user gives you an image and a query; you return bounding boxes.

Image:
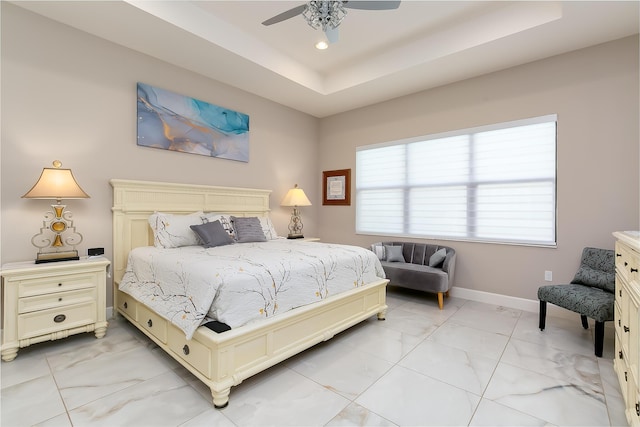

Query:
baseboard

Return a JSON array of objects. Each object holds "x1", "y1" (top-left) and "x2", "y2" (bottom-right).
[{"x1": 449, "y1": 286, "x2": 579, "y2": 321}]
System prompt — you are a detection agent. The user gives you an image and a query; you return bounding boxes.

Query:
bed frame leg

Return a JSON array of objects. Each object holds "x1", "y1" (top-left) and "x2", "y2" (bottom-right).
[{"x1": 211, "y1": 388, "x2": 230, "y2": 409}]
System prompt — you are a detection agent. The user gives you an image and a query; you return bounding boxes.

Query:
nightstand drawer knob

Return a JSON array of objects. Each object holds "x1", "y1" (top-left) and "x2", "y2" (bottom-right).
[
  {"x1": 631, "y1": 268, "x2": 638, "y2": 273},
  {"x1": 58, "y1": 283, "x2": 62, "y2": 287},
  {"x1": 624, "y1": 325, "x2": 630, "y2": 333},
  {"x1": 147, "y1": 319, "x2": 153, "y2": 328},
  {"x1": 123, "y1": 302, "x2": 128, "y2": 309},
  {"x1": 53, "y1": 314, "x2": 66, "y2": 323},
  {"x1": 58, "y1": 297, "x2": 62, "y2": 302},
  {"x1": 619, "y1": 351, "x2": 623, "y2": 359},
  {"x1": 183, "y1": 345, "x2": 190, "y2": 355},
  {"x1": 636, "y1": 403, "x2": 639, "y2": 416}
]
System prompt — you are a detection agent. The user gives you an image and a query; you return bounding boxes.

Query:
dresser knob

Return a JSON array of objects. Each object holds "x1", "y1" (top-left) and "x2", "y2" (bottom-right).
[
  {"x1": 58, "y1": 297, "x2": 62, "y2": 302},
  {"x1": 147, "y1": 319, "x2": 153, "y2": 327},
  {"x1": 616, "y1": 253, "x2": 622, "y2": 257},
  {"x1": 625, "y1": 371, "x2": 628, "y2": 381},
  {"x1": 53, "y1": 314, "x2": 66, "y2": 323},
  {"x1": 619, "y1": 351, "x2": 623, "y2": 359},
  {"x1": 620, "y1": 290, "x2": 622, "y2": 297},
  {"x1": 624, "y1": 325, "x2": 630, "y2": 333},
  {"x1": 123, "y1": 302, "x2": 128, "y2": 309},
  {"x1": 58, "y1": 283, "x2": 62, "y2": 287},
  {"x1": 631, "y1": 268, "x2": 638, "y2": 273},
  {"x1": 183, "y1": 345, "x2": 190, "y2": 355},
  {"x1": 636, "y1": 403, "x2": 639, "y2": 416}
]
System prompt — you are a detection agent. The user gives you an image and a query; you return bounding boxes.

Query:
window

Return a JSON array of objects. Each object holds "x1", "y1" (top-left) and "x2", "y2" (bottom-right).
[{"x1": 356, "y1": 115, "x2": 557, "y2": 246}]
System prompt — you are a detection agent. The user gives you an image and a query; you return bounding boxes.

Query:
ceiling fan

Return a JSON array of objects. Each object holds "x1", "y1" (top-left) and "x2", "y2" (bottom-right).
[{"x1": 262, "y1": 1, "x2": 401, "y2": 44}]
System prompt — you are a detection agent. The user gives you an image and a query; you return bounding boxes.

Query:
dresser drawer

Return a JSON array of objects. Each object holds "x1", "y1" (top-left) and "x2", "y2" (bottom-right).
[
  {"x1": 138, "y1": 304, "x2": 168, "y2": 343},
  {"x1": 617, "y1": 241, "x2": 640, "y2": 284},
  {"x1": 117, "y1": 290, "x2": 138, "y2": 320},
  {"x1": 616, "y1": 300, "x2": 623, "y2": 334},
  {"x1": 18, "y1": 288, "x2": 96, "y2": 314},
  {"x1": 168, "y1": 325, "x2": 211, "y2": 378},
  {"x1": 18, "y1": 272, "x2": 97, "y2": 298},
  {"x1": 17, "y1": 301, "x2": 96, "y2": 339}
]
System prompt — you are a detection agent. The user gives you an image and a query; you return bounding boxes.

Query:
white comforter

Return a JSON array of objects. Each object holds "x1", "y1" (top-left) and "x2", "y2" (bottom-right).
[{"x1": 119, "y1": 240, "x2": 386, "y2": 339}]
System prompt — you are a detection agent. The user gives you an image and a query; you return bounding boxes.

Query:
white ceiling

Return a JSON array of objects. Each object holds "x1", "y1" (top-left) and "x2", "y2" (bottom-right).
[{"x1": 12, "y1": 1, "x2": 640, "y2": 118}]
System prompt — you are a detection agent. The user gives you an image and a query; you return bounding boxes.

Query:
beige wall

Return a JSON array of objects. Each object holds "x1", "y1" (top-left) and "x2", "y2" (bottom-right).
[
  {"x1": 0, "y1": 4, "x2": 320, "y2": 306},
  {"x1": 2, "y1": 3, "x2": 639, "y2": 309},
  {"x1": 319, "y1": 35, "x2": 639, "y2": 301}
]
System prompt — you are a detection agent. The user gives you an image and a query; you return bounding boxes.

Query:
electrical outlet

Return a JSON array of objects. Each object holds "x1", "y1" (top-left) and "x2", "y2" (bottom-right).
[{"x1": 545, "y1": 270, "x2": 552, "y2": 281}]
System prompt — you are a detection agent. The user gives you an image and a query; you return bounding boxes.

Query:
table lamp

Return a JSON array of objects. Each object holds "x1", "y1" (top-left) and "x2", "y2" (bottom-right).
[
  {"x1": 281, "y1": 184, "x2": 312, "y2": 239},
  {"x1": 22, "y1": 160, "x2": 90, "y2": 263}
]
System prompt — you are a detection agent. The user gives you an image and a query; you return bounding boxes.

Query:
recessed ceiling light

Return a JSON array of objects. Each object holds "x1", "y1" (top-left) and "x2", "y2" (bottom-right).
[{"x1": 315, "y1": 41, "x2": 329, "y2": 50}]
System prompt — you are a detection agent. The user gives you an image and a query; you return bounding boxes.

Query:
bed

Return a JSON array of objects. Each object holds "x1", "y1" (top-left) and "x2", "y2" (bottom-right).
[{"x1": 111, "y1": 179, "x2": 388, "y2": 408}]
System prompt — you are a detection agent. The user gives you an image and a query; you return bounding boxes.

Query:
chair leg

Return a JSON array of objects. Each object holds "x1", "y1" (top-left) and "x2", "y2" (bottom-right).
[
  {"x1": 581, "y1": 315, "x2": 589, "y2": 329},
  {"x1": 594, "y1": 321, "x2": 605, "y2": 357},
  {"x1": 539, "y1": 300, "x2": 546, "y2": 331}
]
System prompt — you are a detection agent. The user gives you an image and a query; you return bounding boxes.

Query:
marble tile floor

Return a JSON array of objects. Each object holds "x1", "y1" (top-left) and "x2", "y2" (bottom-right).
[{"x1": 1, "y1": 287, "x2": 629, "y2": 427}]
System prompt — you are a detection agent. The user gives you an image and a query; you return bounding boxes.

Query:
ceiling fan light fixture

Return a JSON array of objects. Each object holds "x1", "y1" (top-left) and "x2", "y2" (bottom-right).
[{"x1": 303, "y1": 1, "x2": 347, "y2": 31}]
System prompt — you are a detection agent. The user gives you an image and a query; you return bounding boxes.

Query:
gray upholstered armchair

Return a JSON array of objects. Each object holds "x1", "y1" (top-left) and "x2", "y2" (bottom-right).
[{"x1": 537, "y1": 247, "x2": 615, "y2": 357}]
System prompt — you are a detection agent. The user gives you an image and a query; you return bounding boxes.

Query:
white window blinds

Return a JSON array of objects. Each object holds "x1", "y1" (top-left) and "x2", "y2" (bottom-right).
[{"x1": 356, "y1": 115, "x2": 557, "y2": 246}]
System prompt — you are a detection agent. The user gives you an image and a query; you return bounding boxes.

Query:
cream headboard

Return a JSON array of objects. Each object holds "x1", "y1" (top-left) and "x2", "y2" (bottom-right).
[{"x1": 110, "y1": 179, "x2": 272, "y2": 283}]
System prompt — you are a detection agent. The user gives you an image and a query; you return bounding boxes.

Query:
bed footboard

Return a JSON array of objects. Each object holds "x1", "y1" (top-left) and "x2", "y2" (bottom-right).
[{"x1": 115, "y1": 278, "x2": 387, "y2": 408}]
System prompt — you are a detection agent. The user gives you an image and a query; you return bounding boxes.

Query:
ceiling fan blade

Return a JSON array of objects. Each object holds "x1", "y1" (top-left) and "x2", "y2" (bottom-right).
[
  {"x1": 344, "y1": 1, "x2": 401, "y2": 10},
  {"x1": 261, "y1": 4, "x2": 306, "y2": 26},
  {"x1": 325, "y1": 27, "x2": 339, "y2": 44}
]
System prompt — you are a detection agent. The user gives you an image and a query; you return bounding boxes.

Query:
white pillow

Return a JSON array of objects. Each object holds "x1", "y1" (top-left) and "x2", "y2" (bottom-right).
[
  {"x1": 370, "y1": 244, "x2": 386, "y2": 261},
  {"x1": 148, "y1": 211, "x2": 204, "y2": 248},
  {"x1": 258, "y1": 216, "x2": 279, "y2": 240},
  {"x1": 202, "y1": 213, "x2": 235, "y2": 239}
]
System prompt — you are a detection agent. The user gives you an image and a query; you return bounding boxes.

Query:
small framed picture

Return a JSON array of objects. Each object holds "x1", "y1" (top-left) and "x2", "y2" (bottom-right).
[{"x1": 322, "y1": 169, "x2": 351, "y2": 206}]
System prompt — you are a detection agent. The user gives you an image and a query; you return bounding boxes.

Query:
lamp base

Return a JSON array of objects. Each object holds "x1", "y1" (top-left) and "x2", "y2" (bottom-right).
[
  {"x1": 35, "y1": 250, "x2": 80, "y2": 264},
  {"x1": 287, "y1": 234, "x2": 305, "y2": 239}
]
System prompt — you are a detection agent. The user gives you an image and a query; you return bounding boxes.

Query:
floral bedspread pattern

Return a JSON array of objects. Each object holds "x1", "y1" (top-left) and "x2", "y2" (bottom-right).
[{"x1": 119, "y1": 240, "x2": 386, "y2": 339}]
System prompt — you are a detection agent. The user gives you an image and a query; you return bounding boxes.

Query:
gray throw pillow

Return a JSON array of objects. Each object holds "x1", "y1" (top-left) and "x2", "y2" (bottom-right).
[
  {"x1": 190, "y1": 220, "x2": 234, "y2": 248},
  {"x1": 429, "y1": 248, "x2": 447, "y2": 268},
  {"x1": 384, "y1": 245, "x2": 405, "y2": 263},
  {"x1": 231, "y1": 216, "x2": 267, "y2": 243}
]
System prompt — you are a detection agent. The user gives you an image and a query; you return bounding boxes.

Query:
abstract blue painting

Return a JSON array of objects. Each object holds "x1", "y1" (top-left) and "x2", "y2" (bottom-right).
[{"x1": 137, "y1": 83, "x2": 250, "y2": 162}]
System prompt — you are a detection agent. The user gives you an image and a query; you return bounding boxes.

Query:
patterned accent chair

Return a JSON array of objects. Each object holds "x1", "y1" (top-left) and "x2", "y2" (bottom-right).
[{"x1": 537, "y1": 247, "x2": 615, "y2": 357}]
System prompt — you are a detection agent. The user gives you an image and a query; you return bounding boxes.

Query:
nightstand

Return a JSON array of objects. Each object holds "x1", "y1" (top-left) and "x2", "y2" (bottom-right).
[
  {"x1": 1, "y1": 257, "x2": 110, "y2": 362},
  {"x1": 300, "y1": 237, "x2": 320, "y2": 242}
]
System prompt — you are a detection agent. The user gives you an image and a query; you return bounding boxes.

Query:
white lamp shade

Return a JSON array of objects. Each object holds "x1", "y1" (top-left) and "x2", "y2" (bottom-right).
[
  {"x1": 22, "y1": 163, "x2": 89, "y2": 200},
  {"x1": 281, "y1": 185, "x2": 311, "y2": 207}
]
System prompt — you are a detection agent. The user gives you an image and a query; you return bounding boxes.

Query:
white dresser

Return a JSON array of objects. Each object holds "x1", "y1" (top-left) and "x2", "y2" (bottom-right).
[
  {"x1": 614, "y1": 231, "x2": 640, "y2": 426},
  {"x1": 1, "y1": 257, "x2": 110, "y2": 362}
]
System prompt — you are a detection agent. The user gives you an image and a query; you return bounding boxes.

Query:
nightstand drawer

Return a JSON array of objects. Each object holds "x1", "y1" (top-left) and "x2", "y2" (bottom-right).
[
  {"x1": 168, "y1": 325, "x2": 211, "y2": 377},
  {"x1": 18, "y1": 272, "x2": 97, "y2": 298},
  {"x1": 17, "y1": 301, "x2": 96, "y2": 339},
  {"x1": 18, "y1": 288, "x2": 96, "y2": 314},
  {"x1": 138, "y1": 304, "x2": 168, "y2": 343}
]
